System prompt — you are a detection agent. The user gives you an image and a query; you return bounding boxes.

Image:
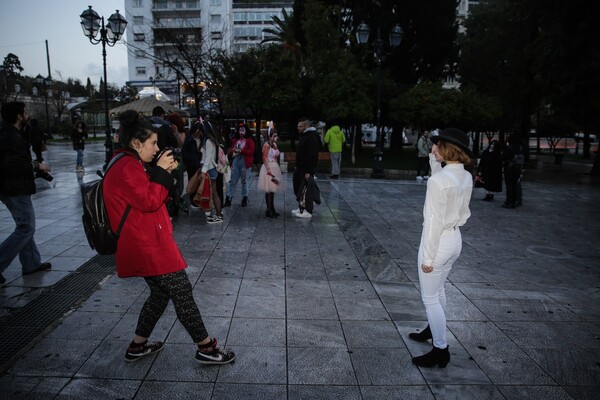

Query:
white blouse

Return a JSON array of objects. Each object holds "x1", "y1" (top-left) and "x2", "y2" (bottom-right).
[
  {"x1": 201, "y1": 139, "x2": 217, "y2": 173},
  {"x1": 421, "y1": 154, "x2": 473, "y2": 266}
]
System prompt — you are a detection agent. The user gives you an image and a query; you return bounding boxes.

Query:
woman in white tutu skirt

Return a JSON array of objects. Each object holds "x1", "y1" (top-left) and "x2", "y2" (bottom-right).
[{"x1": 258, "y1": 130, "x2": 284, "y2": 218}]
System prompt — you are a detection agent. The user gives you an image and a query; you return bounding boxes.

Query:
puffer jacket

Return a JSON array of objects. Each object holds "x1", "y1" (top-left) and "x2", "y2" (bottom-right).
[
  {"x1": 103, "y1": 149, "x2": 186, "y2": 278},
  {"x1": 0, "y1": 123, "x2": 36, "y2": 196}
]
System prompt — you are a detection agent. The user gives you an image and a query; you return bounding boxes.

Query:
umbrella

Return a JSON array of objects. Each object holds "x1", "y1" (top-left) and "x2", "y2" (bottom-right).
[{"x1": 109, "y1": 97, "x2": 189, "y2": 117}]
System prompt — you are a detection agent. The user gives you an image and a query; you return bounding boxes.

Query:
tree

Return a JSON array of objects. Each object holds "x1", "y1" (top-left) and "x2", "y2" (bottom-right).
[
  {"x1": 0, "y1": 53, "x2": 24, "y2": 104},
  {"x1": 262, "y1": 8, "x2": 303, "y2": 66}
]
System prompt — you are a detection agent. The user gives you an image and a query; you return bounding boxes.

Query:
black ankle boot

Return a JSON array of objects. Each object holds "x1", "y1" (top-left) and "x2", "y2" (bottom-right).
[
  {"x1": 412, "y1": 345, "x2": 450, "y2": 368},
  {"x1": 241, "y1": 196, "x2": 248, "y2": 207},
  {"x1": 408, "y1": 325, "x2": 432, "y2": 342},
  {"x1": 265, "y1": 194, "x2": 275, "y2": 218},
  {"x1": 223, "y1": 196, "x2": 232, "y2": 208},
  {"x1": 267, "y1": 193, "x2": 279, "y2": 217}
]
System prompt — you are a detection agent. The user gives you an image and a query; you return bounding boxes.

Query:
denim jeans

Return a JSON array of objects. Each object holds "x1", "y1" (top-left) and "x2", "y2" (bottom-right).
[
  {"x1": 227, "y1": 156, "x2": 250, "y2": 198},
  {"x1": 330, "y1": 152, "x2": 342, "y2": 175},
  {"x1": 0, "y1": 195, "x2": 42, "y2": 274},
  {"x1": 76, "y1": 149, "x2": 84, "y2": 167}
]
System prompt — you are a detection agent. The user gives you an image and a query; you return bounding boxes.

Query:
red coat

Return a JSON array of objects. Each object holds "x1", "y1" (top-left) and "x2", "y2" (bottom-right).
[
  {"x1": 103, "y1": 150, "x2": 186, "y2": 278},
  {"x1": 229, "y1": 137, "x2": 255, "y2": 168}
]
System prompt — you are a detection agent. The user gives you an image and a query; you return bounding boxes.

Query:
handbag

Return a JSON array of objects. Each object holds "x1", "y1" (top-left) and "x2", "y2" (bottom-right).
[{"x1": 474, "y1": 175, "x2": 485, "y2": 188}]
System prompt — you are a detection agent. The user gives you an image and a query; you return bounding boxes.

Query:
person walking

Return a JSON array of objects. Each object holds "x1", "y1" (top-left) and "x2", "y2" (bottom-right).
[
  {"x1": 103, "y1": 111, "x2": 235, "y2": 364},
  {"x1": 224, "y1": 124, "x2": 254, "y2": 208},
  {"x1": 408, "y1": 128, "x2": 473, "y2": 368},
  {"x1": 476, "y1": 140, "x2": 503, "y2": 201},
  {"x1": 502, "y1": 134, "x2": 525, "y2": 209},
  {"x1": 72, "y1": 120, "x2": 87, "y2": 171},
  {"x1": 324, "y1": 122, "x2": 345, "y2": 179},
  {"x1": 416, "y1": 130, "x2": 431, "y2": 180},
  {"x1": 292, "y1": 117, "x2": 320, "y2": 218},
  {"x1": 258, "y1": 130, "x2": 283, "y2": 218},
  {"x1": 200, "y1": 122, "x2": 225, "y2": 224},
  {"x1": 0, "y1": 102, "x2": 52, "y2": 285}
]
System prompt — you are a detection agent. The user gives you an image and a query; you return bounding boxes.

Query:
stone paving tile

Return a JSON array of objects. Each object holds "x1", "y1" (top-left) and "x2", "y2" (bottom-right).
[
  {"x1": 135, "y1": 381, "x2": 213, "y2": 400},
  {"x1": 1, "y1": 144, "x2": 599, "y2": 398}
]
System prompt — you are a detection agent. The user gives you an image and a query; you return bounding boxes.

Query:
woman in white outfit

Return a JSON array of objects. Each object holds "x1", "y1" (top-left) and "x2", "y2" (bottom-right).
[{"x1": 409, "y1": 128, "x2": 473, "y2": 368}]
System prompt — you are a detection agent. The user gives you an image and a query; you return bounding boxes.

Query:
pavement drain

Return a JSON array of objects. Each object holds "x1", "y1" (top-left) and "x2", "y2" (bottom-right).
[{"x1": 0, "y1": 255, "x2": 115, "y2": 373}]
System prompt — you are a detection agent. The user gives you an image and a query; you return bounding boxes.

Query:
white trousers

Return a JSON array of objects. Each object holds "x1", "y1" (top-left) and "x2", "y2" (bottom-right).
[{"x1": 417, "y1": 228, "x2": 462, "y2": 349}]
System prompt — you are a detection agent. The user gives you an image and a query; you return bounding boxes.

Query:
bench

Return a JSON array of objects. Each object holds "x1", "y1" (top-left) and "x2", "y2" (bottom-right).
[{"x1": 280, "y1": 152, "x2": 331, "y2": 172}]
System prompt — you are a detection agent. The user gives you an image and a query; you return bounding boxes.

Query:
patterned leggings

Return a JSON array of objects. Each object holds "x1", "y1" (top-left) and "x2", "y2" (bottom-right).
[{"x1": 135, "y1": 270, "x2": 209, "y2": 343}]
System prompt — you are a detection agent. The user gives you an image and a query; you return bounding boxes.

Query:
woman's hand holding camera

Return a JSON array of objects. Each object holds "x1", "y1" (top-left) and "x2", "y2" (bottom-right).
[{"x1": 157, "y1": 150, "x2": 178, "y2": 173}]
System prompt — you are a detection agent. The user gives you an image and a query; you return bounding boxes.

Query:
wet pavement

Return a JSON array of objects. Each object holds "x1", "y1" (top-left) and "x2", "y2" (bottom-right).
[{"x1": 0, "y1": 142, "x2": 599, "y2": 399}]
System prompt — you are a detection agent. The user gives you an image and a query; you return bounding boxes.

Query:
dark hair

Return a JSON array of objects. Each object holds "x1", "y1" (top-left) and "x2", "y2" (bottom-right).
[
  {"x1": 1, "y1": 101, "x2": 26, "y2": 124},
  {"x1": 298, "y1": 117, "x2": 311, "y2": 126},
  {"x1": 152, "y1": 106, "x2": 165, "y2": 117},
  {"x1": 118, "y1": 109, "x2": 153, "y2": 147}
]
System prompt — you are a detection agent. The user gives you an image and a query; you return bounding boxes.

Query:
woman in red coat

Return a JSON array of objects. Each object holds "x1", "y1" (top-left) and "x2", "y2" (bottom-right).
[{"x1": 103, "y1": 112, "x2": 235, "y2": 365}]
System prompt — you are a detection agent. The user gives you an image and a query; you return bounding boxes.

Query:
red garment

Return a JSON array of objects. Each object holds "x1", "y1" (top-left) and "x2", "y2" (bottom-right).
[
  {"x1": 193, "y1": 171, "x2": 212, "y2": 211},
  {"x1": 228, "y1": 137, "x2": 255, "y2": 168},
  {"x1": 103, "y1": 152, "x2": 186, "y2": 278}
]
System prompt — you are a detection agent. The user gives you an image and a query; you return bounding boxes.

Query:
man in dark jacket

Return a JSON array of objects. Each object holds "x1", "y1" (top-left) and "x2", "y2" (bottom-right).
[
  {"x1": 292, "y1": 117, "x2": 320, "y2": 218},
  {"x1": 0, "y1": 102, "x2": 52, "y2": 285}
]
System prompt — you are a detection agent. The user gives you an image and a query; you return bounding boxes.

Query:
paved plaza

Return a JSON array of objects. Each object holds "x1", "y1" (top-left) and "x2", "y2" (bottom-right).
[{"x1": 0, "y1": 142, "x2": 599, "y2": 399}]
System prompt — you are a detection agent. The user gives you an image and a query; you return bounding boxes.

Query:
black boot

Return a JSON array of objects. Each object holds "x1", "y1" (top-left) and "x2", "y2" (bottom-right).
[
  {"x1": 265, "y1": 194, "x2": 275, "y2": 218},
  {"x1": 268, "y1": 193, "x2": 279, "y2": 217},
  {"x1": 412, "y1": 345, "x2": 450, "y2": 368},
  {"x1": 408, "y1": 325, "x2": 432, "y2": 342},
  {"x1": 241, "y1": 196, "x2": 248, "y2": 207},
  {"x1": 223, "y1": 196, "x2": 232, "y2": 208}
]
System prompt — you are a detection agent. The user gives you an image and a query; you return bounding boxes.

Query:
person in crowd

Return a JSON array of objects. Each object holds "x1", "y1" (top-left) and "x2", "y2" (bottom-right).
[
  {"x1": 27, "y1": 118, "x2": 47, "y2": 163},
  {"x1": 103, "y1": 111, "x2": 235, "y2": 364},
  {"x1": 292, "y1": 117, "x2": 320, "y2": 218},
  {"x1": 0, "y1": 102, "x2": 53, "y2": 285},
  {"x1": 258, "y1": 129, "x2": 283, "y2": 218},
  {"x1": 71, "y1": 120, "x2": 88, "y2": 171},
  {"x1": 502, "y1": 133, "x2": 525, "y2": 209},
  {"x1": 200, "y1": 121, "x2": 225, "y2": 223},
  {"x1": 182, "y1": 120, "x2": 204, "y2": 181},
  {"x1": 476, "y1": 140, "x2": 503, "y2": 201},
  {"x1": 200, "y1": 115, "x2": 225, "y2": 206},
  {"x1": 408, "y1": 128, "x2": 473, "y2": 369},
  {"x1": 324, "y1": 122, "x2": 346, "y2": 179},
  {"x1": 416, "y1": 130, "x2": 431, "y2": 180},
  {"x1": 224, "y1": 123, "x2": 254, "y2": 208},
  {"x1": 151, "y1": 106, "x2": 179, "y2": 150},
  {"x1": 165, "y1": 112, "x2": 187, "y2": 214}
]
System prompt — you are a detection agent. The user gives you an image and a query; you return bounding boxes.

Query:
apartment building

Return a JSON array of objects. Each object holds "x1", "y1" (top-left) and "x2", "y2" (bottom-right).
[{"x1": 124, "y1": 0, "x2": 292, "y2": 97}]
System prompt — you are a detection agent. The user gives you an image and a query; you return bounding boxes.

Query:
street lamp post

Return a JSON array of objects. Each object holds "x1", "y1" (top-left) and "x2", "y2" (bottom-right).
[
  {"x1": 35, "y1": 74, "x2": 53, "y2": 132},
  {"x1": 80, "y1": 5, "x2": 127, "y2": 169},
  {"x1": 356, "y1": 23, "x2": 403, "y2": 179}
]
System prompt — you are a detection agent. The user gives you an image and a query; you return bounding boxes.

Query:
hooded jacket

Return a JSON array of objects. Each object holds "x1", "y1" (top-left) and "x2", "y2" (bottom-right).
[{"x1": 103, "y1": 149, "x2": 186, "y2": 278}]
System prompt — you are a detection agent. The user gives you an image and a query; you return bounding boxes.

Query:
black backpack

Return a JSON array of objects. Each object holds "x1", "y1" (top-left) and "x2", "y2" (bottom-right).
[{"x1": 80, "y1": 153, "x2": 131, "y2": 255}]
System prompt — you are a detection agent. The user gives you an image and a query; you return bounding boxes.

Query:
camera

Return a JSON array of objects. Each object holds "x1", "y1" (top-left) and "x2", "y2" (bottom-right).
[
  {"x1": 158, "y1": 147, "x2": 182, "y2": 163},
  {"x1": 35, "y1": 170, "x2": 54, "y2": 182}
]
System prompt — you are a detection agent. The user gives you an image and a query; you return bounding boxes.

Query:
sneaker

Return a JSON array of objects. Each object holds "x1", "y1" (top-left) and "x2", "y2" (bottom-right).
[
  {"x1": 291, "y1": 208, "x2": 300, "y2": 215},
  {"x1": 195, "y1": 338, "x2": 235, "y2": 365},
  {"x1": 125, "y1": 340, "x2": 164, "y2": 362},
  {"x1": 295, "y1": 210, "x2": 312, "y2": 218},
  {"x1": 23, "y1": 262, "x2": 51, "y2": 275},
  {"x1": 416, "y1": 176, "x2": 424, "y2": 181},
  {"x1": 206, "y1": 215, "x2": 224, "y2": 224},
  {"x1": 423, "y1": 175, "x2": 429, "y2": 180}
]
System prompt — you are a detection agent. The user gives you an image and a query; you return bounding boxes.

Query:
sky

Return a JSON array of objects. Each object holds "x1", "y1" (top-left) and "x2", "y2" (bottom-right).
[{"x1": 0, "y1": 0, "x2": 129, "y2": 88}]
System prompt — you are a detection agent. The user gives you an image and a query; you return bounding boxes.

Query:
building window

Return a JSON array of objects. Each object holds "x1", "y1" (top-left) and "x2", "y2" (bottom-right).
[
  {"x1": 210, "y1": 14, "x2": 221, "y2": 24},
  {"x1": 211, "y1": 31, "x2": 223, "y2": 40},
  {"x1": 135, "y1": 50, "x2": 145, "y2": 58},
  {"x1": 133, "y1": 16, "x2": 144, "y2": 25},
  {"x1": 210, "y1": 0, "x2": 221, "y2": 5},
  {"x1": 136, "y1": 67, "x2": 146, "y2": 75},
  {"x1": 134, "y1": 33, "x2": 146, "y2": 41},
  {"x1": 132, "y1": 0, "x2": 142, "y2": 6}
]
